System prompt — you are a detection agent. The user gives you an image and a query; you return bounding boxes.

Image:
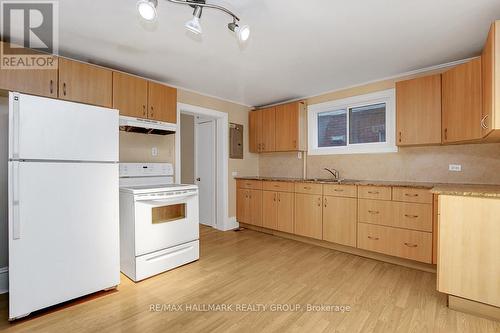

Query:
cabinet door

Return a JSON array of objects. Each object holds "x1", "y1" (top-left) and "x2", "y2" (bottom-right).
[
  {"x1": 249, "y1": 110, "x2": 262, "y2": 153},
  {"x1": 277, "y1": 192, "x2": 294, "y2": 234},
  {"x1": 112, "y1": 72, "x2": 148, "y2": 118},
  {"x1": 262, "y1": 191, "x2": 278, "y2": 230},
  {"x1": 323, "y1": 196, "x2": 357, "y2": 247},
  {"x1": 396, "y1": 75, "x2": 442, "y2": 145},
  {"x1": 249, "y1": 189, "x2": 263, "y2": 226},
  {"x1": 261, "y1": 107, "x2": 276, "y2": 152},
  {"x1": 0, "y1": 43, "x2": 58, "y2": 98},
  {"x1": 58, "y1": 58, "x2": 112, "y2": 107},
  {"x1": 482, "y1": 21, "x2": 495, "y2": 137},
  {"x1": 236, "y1": 189, "x2": 248, "y2": 223},
  {"x1": 442, "y1": 58, "x2": 482, "y2": 143},
  {"x1": 147, "y1": 82, "x2": 177, "y2": 123},
  {"x1": 294, "y1": 193, "x2": 322, "y2": 239},
  {"x1": 275, "y1": 102, "x2": 299, "y2": 151}
]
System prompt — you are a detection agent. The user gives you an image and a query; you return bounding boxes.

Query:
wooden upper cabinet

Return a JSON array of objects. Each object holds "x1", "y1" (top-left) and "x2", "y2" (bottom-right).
[
  {"x1": 58, "y1": 58, "x2": 112, "y2": 107},
  {"x1": 481, "y1": 20, "x2": 500, "y2": 140},
  {"x1": 442, "y1": 58, "x2": 483, "y2": 143},
  {"x1": 147, "y1": 82, "x2": 177, "y2": 123},
  {"x1": 112, "y1": 72, "x2": 148, "y2": 118},
  {"x1": 396, "y1": 75, "x2": 442, "y2": 146},
  {"x1": 261, "y1": 107, "x2": 276, "y2": 152},
  {"x1": 0, "y1": 42, "x2": 58, "y2": 98},
  {"x1": 275, "y1": 101, "x2": 307, "y2": 151},
  {"x1": 249, "y1": 101, "x2": 306, "y2": 153},
  {"x1": 249, "y1": 110, "x2": 262, "y2": 153}
]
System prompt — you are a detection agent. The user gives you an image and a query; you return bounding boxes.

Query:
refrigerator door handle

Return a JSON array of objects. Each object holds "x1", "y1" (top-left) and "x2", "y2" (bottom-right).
[
  {"x1": 10, "y1": 93, "x2": 20, "y2": 159},
  {"x1": 12, "y1": 162, "x2": 21, "y2": 240}
]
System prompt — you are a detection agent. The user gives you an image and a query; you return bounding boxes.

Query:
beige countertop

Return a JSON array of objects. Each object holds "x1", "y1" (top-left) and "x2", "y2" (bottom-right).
[{"x1": 235, "y1": 176, "x2": 500, "y2": 198}]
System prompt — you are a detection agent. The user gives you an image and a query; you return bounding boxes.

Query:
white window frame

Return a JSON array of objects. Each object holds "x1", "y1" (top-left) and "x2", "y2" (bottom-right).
[{"x1": 308, "y1": 89, "x2": 398, "y2": 155}]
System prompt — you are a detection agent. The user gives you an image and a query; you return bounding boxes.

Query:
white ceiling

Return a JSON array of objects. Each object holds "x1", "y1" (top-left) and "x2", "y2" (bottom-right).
[{"x1": 58, "y1": 0, "x2": 500, "y2": 106}]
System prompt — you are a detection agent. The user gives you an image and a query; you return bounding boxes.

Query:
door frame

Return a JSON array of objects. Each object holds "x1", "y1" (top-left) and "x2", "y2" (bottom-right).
[
  {"x1": 194, "y1": 119, "x2": 216, "y2": 227},
  {"x1": 176, "y1": 103, "x2": 231, "y2": 231}
]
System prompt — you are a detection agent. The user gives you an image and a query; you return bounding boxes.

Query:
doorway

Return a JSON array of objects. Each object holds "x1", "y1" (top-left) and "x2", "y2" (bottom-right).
[{"x1": 177, "y1": 104, "x2": 230, "y2": 231}]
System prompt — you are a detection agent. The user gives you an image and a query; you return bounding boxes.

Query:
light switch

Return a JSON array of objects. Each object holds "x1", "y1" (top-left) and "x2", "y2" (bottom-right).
[
  {"x1": 449, "y1": 164, "x2": 462, "y2": 172},
  {"x1": 152, "y1": 147, "x2": 158, "y2": 157}
]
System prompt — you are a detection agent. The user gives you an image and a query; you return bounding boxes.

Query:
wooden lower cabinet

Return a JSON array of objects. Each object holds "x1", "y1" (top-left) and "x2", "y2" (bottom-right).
[
  {"x1": 323, "y1": 196, "x2": 357, "y2": 247},
  {"x1": 277, "y1": 192, "x2": 294, "y2": 233},
  {"x1": 357, "y1": 223, "x2": 432, "y2": 263},
  {"x1": 438, "y1": 195, "x2": 500, "y2": 307},
  {"x1": 262, "y1": 191, "x2": 294, "y2": 233},
  {"x1": 294, "y1": 193, "x2": 322, "y2": 240},
  {"x1": 236, "y1": 188, "x2": 262, "y2": 226},
  {"x1": 262, "y1": 191, "x2": 278, "y2": 229}
]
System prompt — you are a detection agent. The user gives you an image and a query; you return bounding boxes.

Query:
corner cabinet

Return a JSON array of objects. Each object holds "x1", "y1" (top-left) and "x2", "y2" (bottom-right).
[
  {"x1": 396, "y1": 74, "x2": 442, "y2": 146},
  {"x1": 441, "y1": 58, "x2": 483, "y2": 143},
  {"x1": 58, "y1": 58, "x2": 113, "y2": 107},
  {"x1": 249, "y1": 101, "x2": 306, "y2": 153}
]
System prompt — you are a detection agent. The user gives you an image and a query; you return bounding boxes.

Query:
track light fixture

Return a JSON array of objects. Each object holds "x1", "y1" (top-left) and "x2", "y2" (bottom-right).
[{"x1": 137, "y1": 0, "x2": 250, "y2": 43}]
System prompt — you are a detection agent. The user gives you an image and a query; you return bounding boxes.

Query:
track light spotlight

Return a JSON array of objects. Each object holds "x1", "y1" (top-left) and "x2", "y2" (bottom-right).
[{"x1": 137, "y1": 0, "x2": 158, "y2": 21}]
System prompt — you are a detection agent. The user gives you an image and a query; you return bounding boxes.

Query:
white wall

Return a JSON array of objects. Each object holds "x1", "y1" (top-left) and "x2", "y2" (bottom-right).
[{"x1": 0, "y1": 97, "x2": 9, "y2": 268}]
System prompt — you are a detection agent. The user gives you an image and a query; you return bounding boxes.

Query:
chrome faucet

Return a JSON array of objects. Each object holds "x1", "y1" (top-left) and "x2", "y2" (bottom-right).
[{"x1": 324, "y1": 168, "x2": 340, "y2": 180}]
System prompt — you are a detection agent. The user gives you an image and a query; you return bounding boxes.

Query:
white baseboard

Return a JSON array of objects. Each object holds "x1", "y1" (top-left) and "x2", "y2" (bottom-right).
[
  {"x1": 217, "y1": 216, "x2": 239, "y2": 231},
  {"x1": 0, "y1": 267, "x2": 8, "y2": 294}
]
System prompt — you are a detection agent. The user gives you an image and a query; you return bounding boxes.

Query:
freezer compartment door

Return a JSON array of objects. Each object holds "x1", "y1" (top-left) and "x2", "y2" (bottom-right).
[
  {"x1": 8, "y1": 162, "x2": 120, "y2": 320},
  {"x1": 9, "y1": 92, "x2": 118, "y2": 162}
]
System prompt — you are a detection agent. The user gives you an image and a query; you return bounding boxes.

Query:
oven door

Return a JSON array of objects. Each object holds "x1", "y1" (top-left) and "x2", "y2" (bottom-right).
[{"x1": 134, "y1": 192, "x2": 199, "y2": 256}]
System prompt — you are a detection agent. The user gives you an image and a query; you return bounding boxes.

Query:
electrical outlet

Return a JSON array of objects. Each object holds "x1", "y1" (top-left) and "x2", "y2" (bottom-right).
[
  {"x1": 232, "y1": 171, "x2": 238, "y2": 177},
  {"x1": 449, "y1": 164, "x2": 462, "y2": 172},
  {"x1": 152, "y1": 147, "x2": 158, "y2": 157},
  {"x1": 297, "y1": 152, "x2": 302, "y2": 159}
]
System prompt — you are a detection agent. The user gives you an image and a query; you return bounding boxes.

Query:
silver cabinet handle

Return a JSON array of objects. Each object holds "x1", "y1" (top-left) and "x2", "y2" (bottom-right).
[
  {"x1": 368, "y1": 191, "x2": 379, "y2": 195},
  {"x1": 368, "y1": 210, "x2": 380, "y2": 214},
  {"x1": 481, "y1": 115, "x2": 489, "y2": 129},
  {"x1": 404, "y1": 214, "x2": 419, "y2": 219},
  {"x1": 404, "y1": 242, "x2": 418, "y2": 248},
  {"x1": 368, "y1": 236, "x2": 379, "y2": 240}
]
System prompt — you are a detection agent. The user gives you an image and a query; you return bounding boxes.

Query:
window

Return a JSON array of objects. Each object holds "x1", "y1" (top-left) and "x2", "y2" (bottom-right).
[{"x1": 308, "y1": 89, "x2": 397, "y2": 155}]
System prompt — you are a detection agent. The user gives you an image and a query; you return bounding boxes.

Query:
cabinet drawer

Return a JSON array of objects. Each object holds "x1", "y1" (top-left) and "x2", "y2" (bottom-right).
[
  {"x1": 358, "y1": 186, "x2": 391, "y2": 200},
  {"x1": 358, "y1": 223, "x2": 432, "y2": 263},
  {"x1": 323, "y1": 184, "x2": 357, "y2": 198},
  {"x1": 393, "y1": 202, "x2": 432, "y2": 232},
  {"x1": 237, "y1": 180, "x2": 263, "y2": 190},
  {"x1": 392, "y1": 187, "x2": 432, "y2": 204},
  {"x1": 263, "y1": 181, "x2": 294, "y2": 192},
  {"x1": 294, "y1": 182, "x2": 323, "y2": 195},
  {"x1": 358, "y1": 199, "x2": 392, "y2": 225}
]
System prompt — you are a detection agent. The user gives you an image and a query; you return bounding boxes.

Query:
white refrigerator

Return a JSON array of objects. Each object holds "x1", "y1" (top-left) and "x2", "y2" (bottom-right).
[{"x1": 7, "y1": 92, "x2": 120, "y2": 320}]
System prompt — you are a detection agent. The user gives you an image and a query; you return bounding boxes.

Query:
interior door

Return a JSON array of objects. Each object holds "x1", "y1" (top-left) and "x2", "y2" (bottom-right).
[
  {"x1": 9, "y1": 161, "x2": 119, "y2": 319},
  {"x1": 10, "y1": 92, "x2": 118, "y2": 162},
  {"x1": 195, "y1": 120, "x2": 216, "y2": 227}
]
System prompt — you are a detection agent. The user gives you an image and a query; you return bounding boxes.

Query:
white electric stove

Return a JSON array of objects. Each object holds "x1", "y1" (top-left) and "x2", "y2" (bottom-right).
[{"x1": 119, "y1": 163, "x2": 200, "y2": 282}]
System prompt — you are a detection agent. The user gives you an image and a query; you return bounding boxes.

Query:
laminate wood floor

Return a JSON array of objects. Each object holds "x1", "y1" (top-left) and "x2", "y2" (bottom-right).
[{"x1": 0, "y1": 226, "x2": 499, "y2": 333}]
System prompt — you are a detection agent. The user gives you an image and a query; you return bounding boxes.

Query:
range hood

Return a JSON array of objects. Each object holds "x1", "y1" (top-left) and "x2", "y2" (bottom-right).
[{"x1": 119, "y1": 116, "x2": 176, "y2": 135}]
